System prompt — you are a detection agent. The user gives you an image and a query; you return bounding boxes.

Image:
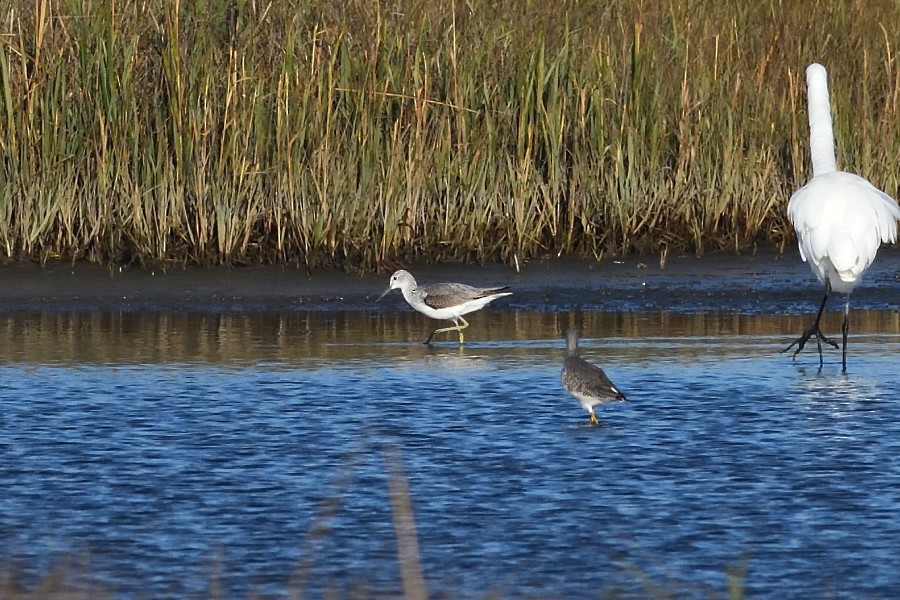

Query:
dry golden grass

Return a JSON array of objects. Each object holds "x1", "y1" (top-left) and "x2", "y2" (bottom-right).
[{"x1": 1, "y1": 1, "x2": 899, "y2": 269}]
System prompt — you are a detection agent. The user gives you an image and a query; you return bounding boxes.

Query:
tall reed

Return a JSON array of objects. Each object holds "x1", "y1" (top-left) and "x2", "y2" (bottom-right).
[{"x1": 2, "y1": 0, "x2": 899, "y2": 269}]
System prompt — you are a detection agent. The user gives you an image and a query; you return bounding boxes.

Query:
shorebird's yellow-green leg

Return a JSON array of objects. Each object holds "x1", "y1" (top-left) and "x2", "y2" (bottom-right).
[
  {"x1": 424, "y1": 316, "x2": 469, "y2": 344},
  {"x1": 589, "y1": 410, "x2": 600, "y2": 426}
]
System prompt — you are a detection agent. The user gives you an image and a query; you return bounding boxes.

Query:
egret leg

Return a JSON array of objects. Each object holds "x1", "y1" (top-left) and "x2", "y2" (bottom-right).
[
  {"x1": 782, "y1": 290, "x2": 839, "y2": 368},
  {"x1": 423, "y1": 316, "x2": 469, "y2": 345},
  {"x1": 841, "y1": 298, "x2": 850, "y2": 373}
]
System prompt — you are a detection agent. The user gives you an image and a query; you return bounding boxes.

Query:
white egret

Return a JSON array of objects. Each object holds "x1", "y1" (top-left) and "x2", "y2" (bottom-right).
[{"x1": 784, "y1": 63, "x2": 900, "y2": 371}]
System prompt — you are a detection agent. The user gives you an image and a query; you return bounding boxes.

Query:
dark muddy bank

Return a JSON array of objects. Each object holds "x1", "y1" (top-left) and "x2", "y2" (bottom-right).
[{"x1": 1, "y1": 250, "x2": 898, "y2": 314}]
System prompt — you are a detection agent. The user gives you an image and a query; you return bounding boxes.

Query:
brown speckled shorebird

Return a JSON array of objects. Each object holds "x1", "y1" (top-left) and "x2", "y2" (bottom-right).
[
  {"x1": 561, "y1": 327, "x2": 626, "y2": 425},
  {"x1": 377, "y1": 269, "x2": 512, "y2": 345}
]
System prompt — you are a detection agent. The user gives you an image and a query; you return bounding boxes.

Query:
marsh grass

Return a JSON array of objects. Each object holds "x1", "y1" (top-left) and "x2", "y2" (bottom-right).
[{"x1": 2, "y1": 0, "x2": 900, "y2": 269}]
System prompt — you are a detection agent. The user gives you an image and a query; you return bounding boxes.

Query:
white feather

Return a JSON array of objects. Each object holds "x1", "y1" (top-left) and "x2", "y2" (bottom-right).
[{"x1": 787, "y1": 63, "x2": 900, "y2": 295}]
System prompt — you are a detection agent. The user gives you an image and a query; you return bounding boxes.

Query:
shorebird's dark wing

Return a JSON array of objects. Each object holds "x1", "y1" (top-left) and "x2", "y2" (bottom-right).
[
  {"x1": 421, "y1": 294, "x2": 456, "y2": 310},
  {"x1": 563, "y1": 355, "x2": 627, "y2": 401},
  {"x1": 480, "y1": 286, "x2": 511, "y2": 296},
  {"x1": 420, "y1": 283, "x2": 470, "y2": 310},
  {"x1": 420, "y1": 282, "x2": 511, "y2": 310}
]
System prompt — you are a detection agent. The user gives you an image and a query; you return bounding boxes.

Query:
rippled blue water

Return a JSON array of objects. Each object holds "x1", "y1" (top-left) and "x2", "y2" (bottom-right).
[{"x1": 2, "y1": 314, "x2": 900, "y2": 599}]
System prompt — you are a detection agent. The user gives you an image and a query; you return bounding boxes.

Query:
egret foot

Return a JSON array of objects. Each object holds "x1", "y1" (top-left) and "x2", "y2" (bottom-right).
[
  {"x1": 783, "y1": 289, "x2": 839, "y2": 368},
  {"x1": 782, "y1": 325, "x2": 839, "y2": 368}
]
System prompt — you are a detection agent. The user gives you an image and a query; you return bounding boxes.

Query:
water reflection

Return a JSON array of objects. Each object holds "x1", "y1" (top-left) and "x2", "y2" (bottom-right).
[
  {"x1": 0, "y1": 310, "x2": 897, "y2": 365},
  {"x1": 1, "y1": 309, "x2": 899, "y2": 598}
]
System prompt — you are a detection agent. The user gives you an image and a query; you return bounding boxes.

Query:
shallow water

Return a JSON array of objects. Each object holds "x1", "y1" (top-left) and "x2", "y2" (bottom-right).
[{"x1": 1, "y1": 309, "x2": 900, "y2": 599}]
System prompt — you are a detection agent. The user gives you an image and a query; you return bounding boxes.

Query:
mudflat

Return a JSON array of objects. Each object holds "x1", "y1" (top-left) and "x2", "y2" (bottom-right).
[{"x1": 0, "y1": 250, "x2": 898, "y2": 314}]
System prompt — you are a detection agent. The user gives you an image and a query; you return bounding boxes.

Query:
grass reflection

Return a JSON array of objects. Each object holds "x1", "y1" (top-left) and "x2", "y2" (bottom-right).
[{"x1": 0, "y1": 310, "x2": 896, "y2": 366}]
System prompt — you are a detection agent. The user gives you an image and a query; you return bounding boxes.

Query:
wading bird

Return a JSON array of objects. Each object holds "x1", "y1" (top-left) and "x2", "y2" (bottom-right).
[
  {"x1": 377, "y1": 269, "x2": 512, "y2": 344},
  {"x1": 561, "y1": 327, "x2": 626, "y2": 425},
  {"x1": 784, "y1": 63, "x2": 900, "y2": 371}
]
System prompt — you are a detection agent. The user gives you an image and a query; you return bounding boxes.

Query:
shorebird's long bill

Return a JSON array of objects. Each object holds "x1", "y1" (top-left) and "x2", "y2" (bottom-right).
[{"x1": 376, "y1": 287, "x2": 392, "y2": 302}]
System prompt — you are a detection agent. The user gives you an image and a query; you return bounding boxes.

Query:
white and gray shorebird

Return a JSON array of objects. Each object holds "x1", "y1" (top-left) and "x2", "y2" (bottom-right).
[
  {"x1": 561, "y1": 327, "x2": 626, "y2": 425},
  {"x1": 377, "y1": 269, "x2": 512, "y2": 344}
]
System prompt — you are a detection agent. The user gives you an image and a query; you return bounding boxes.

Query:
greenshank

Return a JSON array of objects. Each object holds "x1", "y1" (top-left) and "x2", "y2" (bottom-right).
[
  {"x1": 561, "y1": 327, "x2": 626, "y2": 425},
  {"x1": 377, "y1": 269, "x2": 512, "y2": 344}
]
